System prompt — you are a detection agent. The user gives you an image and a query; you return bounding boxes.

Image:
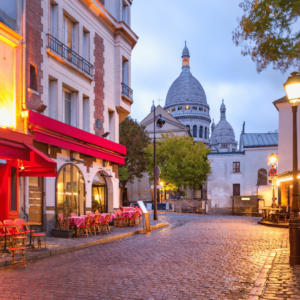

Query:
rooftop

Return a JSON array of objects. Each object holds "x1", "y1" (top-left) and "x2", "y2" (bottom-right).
[{"x1": 240, "y1": 133, "x2": 278, "y2": 148}]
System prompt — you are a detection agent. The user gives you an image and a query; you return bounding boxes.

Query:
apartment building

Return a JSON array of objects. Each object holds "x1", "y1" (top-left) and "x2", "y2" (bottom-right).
[{"x1": 0, "y1": 0, "x2": 137, "y2": 233}]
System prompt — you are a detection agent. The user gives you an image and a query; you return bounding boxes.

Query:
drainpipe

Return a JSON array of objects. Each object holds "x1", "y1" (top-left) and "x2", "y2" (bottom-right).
[{"x1": 21, "y1": 0, "x2": 28, "y2": 133}]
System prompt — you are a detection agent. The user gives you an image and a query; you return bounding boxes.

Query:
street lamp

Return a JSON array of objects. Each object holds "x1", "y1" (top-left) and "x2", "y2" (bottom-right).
[
  {"x1": 153, "y1": 103, "x2": 165, "y2": 220},
  {"x1": 268, "y1": 153, "x2": 278, "y2": 208},
  {"x1": 284, "y1": 72, "x2": 300, "y2": 265}
]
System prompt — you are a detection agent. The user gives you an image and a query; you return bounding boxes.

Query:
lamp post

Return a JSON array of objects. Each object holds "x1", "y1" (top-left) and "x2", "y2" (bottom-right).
[
  {"x1": 269, "y1": 153, "x2": 278, "y2": 208},
  {"x1": 153, "y1": 104, "x2": 165, "y2": 220},
  {"x1": 284, "y1": 72, "x2": 300, "y2": 265}
]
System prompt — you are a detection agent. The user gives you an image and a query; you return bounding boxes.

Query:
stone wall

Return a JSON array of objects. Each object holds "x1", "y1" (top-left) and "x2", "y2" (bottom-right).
[{"x1": 168, "y1": 199, "x2": 205, "y2": 213}]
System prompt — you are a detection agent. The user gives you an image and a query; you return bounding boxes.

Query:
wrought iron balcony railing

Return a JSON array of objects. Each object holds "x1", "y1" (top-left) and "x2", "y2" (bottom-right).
[
  {"x1": 121, "y1": 83, "x2": 133, "y2": 100},
  {"x1": 47, "y1": 34, "x2": 94, "y2": 77}
]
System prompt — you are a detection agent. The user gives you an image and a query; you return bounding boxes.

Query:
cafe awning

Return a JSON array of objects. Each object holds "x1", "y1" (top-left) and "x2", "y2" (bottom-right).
[{"x1": 0, "y1": 127, "x2": 57, "y2": 177}]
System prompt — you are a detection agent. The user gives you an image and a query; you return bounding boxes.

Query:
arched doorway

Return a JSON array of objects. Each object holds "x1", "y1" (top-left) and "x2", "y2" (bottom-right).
[
  {"x1": 56, "y1": 164, "x2": 86, "y2": 216},
  {"x1": 92, "y1": 172, "x2": 108, "y2": 213}
]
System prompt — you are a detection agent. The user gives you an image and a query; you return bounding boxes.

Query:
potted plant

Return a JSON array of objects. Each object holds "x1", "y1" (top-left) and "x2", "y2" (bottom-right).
[{"x1": 52, "y1": 199, "x2": 75, "y2": 238}]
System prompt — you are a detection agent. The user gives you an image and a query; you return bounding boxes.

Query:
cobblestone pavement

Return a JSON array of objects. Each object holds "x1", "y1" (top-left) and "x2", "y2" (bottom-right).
[{"x1": 0, "y1": 214, "x2": 295, "y2": 299}]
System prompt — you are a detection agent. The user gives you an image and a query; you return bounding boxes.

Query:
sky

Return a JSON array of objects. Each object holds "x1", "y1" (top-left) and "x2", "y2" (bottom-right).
[{"x1": 130, "y1": 0, "x2": 294, "y2": 137}]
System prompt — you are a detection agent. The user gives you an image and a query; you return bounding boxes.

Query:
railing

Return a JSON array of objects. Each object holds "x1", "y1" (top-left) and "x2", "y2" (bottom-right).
[
  {"x1": 47, "y1": 34, "x2": 94, "y2": 77},
  {"x1": 121, "y1": 83, "x2": 133, "y2": 100}
]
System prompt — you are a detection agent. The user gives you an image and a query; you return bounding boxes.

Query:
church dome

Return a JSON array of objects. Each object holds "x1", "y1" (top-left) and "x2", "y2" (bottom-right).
[
  {"x1": 165, "y1": 43, "x2": 207, "y2": 108},
  {"x1": 210, "y1": 100, "x2": 237, "y2": 147}
]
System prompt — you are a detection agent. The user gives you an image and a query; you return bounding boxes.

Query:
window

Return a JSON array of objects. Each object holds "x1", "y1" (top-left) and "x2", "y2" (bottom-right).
[
  {"x1": 83, "y1": 97, "x2": 89, "y2": 132},
  {"x1": 30, "y1": 64, "x2": 37, "y2": 91},
  {"x1": 122, "y1": 2, "x2": 129, "y2": 25},
  {"x1": 199, "y1": 107, "x2": 203, "y2": 111},
  {"x1": 122, "y1": 59, "x2": 129, "y2": 86},
  {"x1": 99, "y1": 0, "x2": 105, "y2": 4},
  {"x1": 199, "y1": 126, "x2": 203, "y2": 138},
  {"x1": 50, "y1": 2, "x2": 58, "y2": 37},
  {"x1": 258, "y1": 169, "x2": 268, "y2": 185},
  {"x1": 233, "y1": 162, "x2": 240, "y2": 173},
  {"x1": 171, "y1": 108, "x2": 176, "y2": 112},
  {"x1": 64, "y1": 17, "x2": 74, "y2": 61},
  {"x1": 109, "y1": 111, "x2": 114, "y2": 141},
  {"x1": 178, "y1": 106, "x2": 183, "y2": 110},
  {"x1": 233, "y1": 184, "x2": 240, "y2": 196},
  {"x1": 193, "y1": 125, "x2": 197, "y2": 137},
  {"x1": 192, "y1": 106, "x2": 197, "y2": 110},
  {"x1": 186, "y1": 125, "x2": 190, "y2": 131},
  {"x1": 185, "y1": 106, "x2": 190, "y2": 110},
  {"x1": 204, "y1": 109, "x2": 207, "y2": 113},
  {"x1": 205, "y1": 127, "x2": 208, "y2": 139},
  {"x1": 64, "y1": 90, "x2": 71, "y2": 125},
  {"x1": 221, "y1": 145, "x2": 228, "y2": 148},
  {"x1": 49, "y1": 78, "x2": 57, "y2": 119},
  {"x1": 56, "y1": 164, "x2": 86, "y2": 224},
  {"x1": 82, "y1": 29, "x2": 90, "y2": 62}
]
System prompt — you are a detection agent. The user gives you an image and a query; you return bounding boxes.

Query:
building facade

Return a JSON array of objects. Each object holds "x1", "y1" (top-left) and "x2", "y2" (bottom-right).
[
  {"x1": 0, "y1": 0, "x2": 137, "y2": 233},
  {"x1": 164, "y1": 43, "x2": 211, "y2": 143}
]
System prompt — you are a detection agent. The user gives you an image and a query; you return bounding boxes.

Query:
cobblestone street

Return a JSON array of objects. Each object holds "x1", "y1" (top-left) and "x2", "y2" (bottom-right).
[{"x1": 0, "y1": 214, "x2": 298, "y2": 299}]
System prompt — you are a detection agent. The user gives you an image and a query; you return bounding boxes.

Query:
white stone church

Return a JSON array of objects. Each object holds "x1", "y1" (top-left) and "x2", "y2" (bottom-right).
[{"x1": 127, "y1": 43, "x2": 277, "y2": 214}]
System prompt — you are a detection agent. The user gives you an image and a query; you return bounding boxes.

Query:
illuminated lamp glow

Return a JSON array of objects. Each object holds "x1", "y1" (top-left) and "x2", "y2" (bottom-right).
[{"x1": 0, "y1": 107, "x2": 15, "y2": 128}]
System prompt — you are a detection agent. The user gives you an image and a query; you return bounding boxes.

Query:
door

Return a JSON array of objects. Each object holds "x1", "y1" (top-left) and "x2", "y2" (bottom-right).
[{"x1": 29, "y1": 177, "x2": 43, "y2": 231}]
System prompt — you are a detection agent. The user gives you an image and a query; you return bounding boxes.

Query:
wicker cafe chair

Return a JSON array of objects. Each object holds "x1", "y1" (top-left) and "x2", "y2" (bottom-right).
[
  {"x1": 0, "y1": 221, "x2": 12, "y2": 249},
  {"x1": 3, "y1": 220, "x2": 19, "y2": 247},
  {"x1": 99, "y1": 214, "x2": 111, "y2": 234},
  {"x1": 113, "y1": 210, "x2": 124, "y2": 227},
  {"x1": 129, "y1": 211, "x2": 140, "y2": 227},
  {"x1": 78, "y1": 216, "x2": 92, "y2": 238},
  {"x1": 14, "y1": 219, "x2": 32, "y2": 235},
  {"x1": 90, "y1": 215, "x2": 100, "y2": 235}
]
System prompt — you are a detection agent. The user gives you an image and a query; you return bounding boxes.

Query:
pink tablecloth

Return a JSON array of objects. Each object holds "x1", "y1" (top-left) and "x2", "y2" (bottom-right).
[
  {"x1": 68, "y1": 216, "x2": 86, "y2": 227},
  {"x1": 99, "y1": 213, "x2": 116, "y2": 223}
]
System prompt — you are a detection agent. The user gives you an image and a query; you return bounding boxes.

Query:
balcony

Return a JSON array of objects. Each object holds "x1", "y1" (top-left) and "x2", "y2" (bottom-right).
[
  {"x1": 121, "y1": 83, "x2": 133, "y2": 102},
  {"x1": 47, "y1": 34, "x2": 94, "y2": 78}
]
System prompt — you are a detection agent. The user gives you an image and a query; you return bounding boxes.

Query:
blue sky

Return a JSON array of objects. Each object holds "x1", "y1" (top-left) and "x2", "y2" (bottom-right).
[{"x1": 130, "y1": 0, "x2": 293, "y2": 137}]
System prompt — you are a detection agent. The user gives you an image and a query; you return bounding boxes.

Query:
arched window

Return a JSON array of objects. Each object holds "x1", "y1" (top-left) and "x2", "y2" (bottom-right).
[
  {"x1": 199, "y1": 126, "x2": 203, "y2": 138},
  {"x1": 56, "y1": 164, "x2": 86, "y2": 218},
  {"x1": 193, "y1": 125, "x2": 197, "y2": 137},
  {"x1": 92, "y1": 172, "x2": 108, "y2": 213},
  {"x1": 205, "y1": 127, "x2": 207, "y2": 139},
  {"x1": 257, "y1": 169, "x2": 268, "y2": 185}
]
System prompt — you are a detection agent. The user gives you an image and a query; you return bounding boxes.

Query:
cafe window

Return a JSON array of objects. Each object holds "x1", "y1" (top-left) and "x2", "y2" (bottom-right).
[
  {"x1": 56, "y1": 164, "x2": 86, "y2": 217},
  {"x1": 233, "y1": 162, "x2": 240, "y2": 173},
  {"x1": 233, "y1": 184, "x2": 240, "y2": 196},
  {"x1": 92, "y1": 172, "x2": 108, "y2": 213}
]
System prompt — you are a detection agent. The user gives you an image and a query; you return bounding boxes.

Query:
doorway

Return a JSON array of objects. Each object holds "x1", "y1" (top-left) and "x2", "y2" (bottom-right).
[
  {"x1": 29, "y1": 177, "x2": 43, "y2": 231},
  {"x1": 92, "y1": 173, "x2": 107, "y2": 213}
]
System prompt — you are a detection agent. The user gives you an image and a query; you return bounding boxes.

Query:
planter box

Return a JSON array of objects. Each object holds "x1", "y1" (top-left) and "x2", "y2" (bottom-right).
[{"x1": 51, "y1": 229, "x2": 75, "y2": 239}]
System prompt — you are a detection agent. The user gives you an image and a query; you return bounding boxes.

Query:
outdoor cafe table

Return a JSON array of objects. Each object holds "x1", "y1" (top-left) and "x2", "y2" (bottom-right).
[
  {"x1": 0, "y1": 224, "x2": 16, "y2": 253},
  {"x1": 23, "y1": 222, "x2": 41, "y2": 248},
  {"x1": 68, "y1": 216, "x2": 87, "y2": 228}
]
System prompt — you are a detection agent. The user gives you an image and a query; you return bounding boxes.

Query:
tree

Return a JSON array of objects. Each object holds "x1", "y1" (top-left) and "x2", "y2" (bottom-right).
[
  {"x1": 233, "y1": 0, "x2": 300, "y2": 73},
  {"x1": 119, "y1": 117, "x2": 151, "y2": 202},
  {"x1": 144, "y1": 133, "x2": 211, "y2": 191}
]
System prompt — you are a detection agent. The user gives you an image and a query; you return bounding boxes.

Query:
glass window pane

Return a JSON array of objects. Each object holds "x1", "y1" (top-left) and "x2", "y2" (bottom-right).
[
  {"x1": 65, "y1": 99, "x2": 71, "y2": 125},
  {"x1": 11, "y1": 167, "x2": 17, "y2": 211},
  {"x1": 29, "y1": 177, "x2": 39, "y2": 187}
]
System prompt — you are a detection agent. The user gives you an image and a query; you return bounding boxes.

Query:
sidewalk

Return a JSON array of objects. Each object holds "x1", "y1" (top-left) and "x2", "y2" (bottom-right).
[
  {"x1": 0, "y1": 219, "x2": 169, "y2": 268},
  {"x1": 249, "y1": 248, "x2": 300, "y2": 299}
]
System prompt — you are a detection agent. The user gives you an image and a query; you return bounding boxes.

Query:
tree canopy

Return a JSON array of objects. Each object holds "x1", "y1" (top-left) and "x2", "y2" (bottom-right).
[
  {"x1": 233, "y1": 0, "x2": 300, "y2": 73},
  {"x1": 145, "y1": 133, "x2": 211, "y2": 191},
  {"x1": 119, "y1": 117, "x2": 151, "y2": 192}
]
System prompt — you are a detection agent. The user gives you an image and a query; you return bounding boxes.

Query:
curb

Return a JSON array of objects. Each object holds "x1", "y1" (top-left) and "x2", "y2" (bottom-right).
[
  {"x1": 0, "y1": 222, "x2": 169, "y2": 268},
  {"x1": 247, "y1": 250, "x2": 277, "y2": 300},
  {"x1": 258, "y1": 221, "x2": 289, "y2": 228}
]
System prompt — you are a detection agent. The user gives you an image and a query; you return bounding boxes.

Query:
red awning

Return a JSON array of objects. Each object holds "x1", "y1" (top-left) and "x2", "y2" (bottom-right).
[
  {"x1": 32, "y1": 127, "x2": 125, "y2": 165},
  {"x1": 19, "y1": 144, "x2": 57, "y2": 177},
  {"x1": 0, "y1": 128, "x2": 57, "y2": 177},
  {"x1": 28, "y1": 110, "x2": 126, "y2": 165}
]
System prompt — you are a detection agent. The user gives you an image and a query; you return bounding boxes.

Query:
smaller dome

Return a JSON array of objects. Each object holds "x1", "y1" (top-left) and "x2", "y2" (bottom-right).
[
  {"x1": 220, "y1": 99, "x2": 226, "y2": 111},
  {"x1": 182, "y1": 41, "x2": 190, "y2": 58}
]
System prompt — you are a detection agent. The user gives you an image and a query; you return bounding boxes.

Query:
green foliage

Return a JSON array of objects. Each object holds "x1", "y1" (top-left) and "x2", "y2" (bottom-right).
[
  {"x1": 233, "y1": 0, "x2": 300, "y2": 72},
  {"x1": 145, "y1": 133, "x2": 211, "y2": 191},
  {"x1": 119, "y1": 117, "x2": 151, "y2": 190}
]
